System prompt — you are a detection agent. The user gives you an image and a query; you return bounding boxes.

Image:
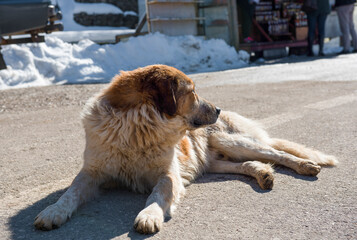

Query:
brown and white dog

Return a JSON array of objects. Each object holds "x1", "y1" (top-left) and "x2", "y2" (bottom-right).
[{"x1": 34, "y1": 65, "x2": 337, "y2": 234}]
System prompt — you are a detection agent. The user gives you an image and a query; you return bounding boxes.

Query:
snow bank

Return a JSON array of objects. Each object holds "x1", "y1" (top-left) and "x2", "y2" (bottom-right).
[
  {"x1": 51, "y1": 29, "x2": 135, "y2": 43},
  {"x1": 0, "y1": 33, "x2": 249, "y2": 90}
]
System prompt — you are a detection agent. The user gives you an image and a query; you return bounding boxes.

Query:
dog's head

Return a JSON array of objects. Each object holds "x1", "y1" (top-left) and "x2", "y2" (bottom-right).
[{"x1": 102, "y1": 64, "x2": 220, "y2": 129}]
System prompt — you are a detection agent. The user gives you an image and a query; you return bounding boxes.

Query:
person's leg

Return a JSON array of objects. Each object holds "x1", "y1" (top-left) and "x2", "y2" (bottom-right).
[
  {"x1": 336, "y1": 5, "x2": 351, "y2": 53},
  {"x1": 238, "y1": 0, "x2": 252, "y2": 41},
  {"x1": 347, "y1": 4, "x2": 357, "y2": 51},
  {"x1": 317, "y1": 13, "x2": 328, "y2": 56},
  {"x1": 307, "y1": 12, "x2": 318, "y2": 56},
  {"x1": 246, "y1": 2, "x2": 255, "y2": 40}
]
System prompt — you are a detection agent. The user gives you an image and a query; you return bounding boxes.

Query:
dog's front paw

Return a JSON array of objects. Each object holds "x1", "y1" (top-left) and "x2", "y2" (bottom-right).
[
  {"x1": 34, "y1": 204, "x2": 69, "y2": 230},
  {"x1": 297, "y1": 160, "x2": 321, "y2": 176},
  {"x1": 134, "y1": 205, "x2": 164, "y2": 234}
]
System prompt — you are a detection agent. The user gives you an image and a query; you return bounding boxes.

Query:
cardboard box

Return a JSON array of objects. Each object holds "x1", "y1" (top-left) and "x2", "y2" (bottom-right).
[{"x1": 295, "y1": 26, "x2": 308, "y2": 41}]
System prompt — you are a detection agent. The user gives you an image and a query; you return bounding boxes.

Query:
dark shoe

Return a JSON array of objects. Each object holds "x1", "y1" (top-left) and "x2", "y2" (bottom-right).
[
  {"x1": 307, "y1": 51, "x2": 314, "y2": 57},
  {"x1": 318, "y1": 52, "x2": 325, "y2": 56},
  {"x1": 339, "y1": 50, "x2": 351, "y2": 55}
]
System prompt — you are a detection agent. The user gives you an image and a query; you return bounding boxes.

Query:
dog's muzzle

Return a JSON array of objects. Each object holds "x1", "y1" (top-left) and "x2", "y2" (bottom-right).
[{"x1": 191, "y1": 103, "x2": 220, "y2": 128}]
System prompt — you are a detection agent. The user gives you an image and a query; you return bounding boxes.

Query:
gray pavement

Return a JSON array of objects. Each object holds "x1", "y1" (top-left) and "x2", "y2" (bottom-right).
[{"x1": 0, "y1": 71, "x2": 356, "y2": 239}]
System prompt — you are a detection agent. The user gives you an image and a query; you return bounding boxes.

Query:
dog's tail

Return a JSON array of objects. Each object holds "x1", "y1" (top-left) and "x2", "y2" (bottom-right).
[{"x1": 270, "y1": 138, "x2": 338, "y2": 166}]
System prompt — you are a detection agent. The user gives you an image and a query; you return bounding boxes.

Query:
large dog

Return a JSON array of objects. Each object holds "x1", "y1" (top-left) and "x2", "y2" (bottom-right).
[{"x1": 34, "y1": 65, "x2": 337, "y2": 234}]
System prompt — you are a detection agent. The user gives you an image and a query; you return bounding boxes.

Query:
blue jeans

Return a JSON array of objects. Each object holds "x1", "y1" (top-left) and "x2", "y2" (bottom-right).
[{"x1": 307, "y1": 12, "x2": 328, "y2": 54}]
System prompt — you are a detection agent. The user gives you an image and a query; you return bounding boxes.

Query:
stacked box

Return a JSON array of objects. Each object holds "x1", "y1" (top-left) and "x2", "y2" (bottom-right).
[
  {"x1": 255, "y1": 2, "x2": 273, "y2": 11},
  {"x1": 294, "y1": 11, "x2": 307, "y2": 27},
  {"x1": 273, "y1": 0, "x2": 284, "y2": 9},
  {"x1": 268, "y1": 18, "x2": 289, "y2": 35},
  {"x1": 282, "y1": 2, "x2": 302, "y2": 18},
  {"x1": 295, "y1": 27, "x2": 308, "y2": 40},
  {"x1": 255, "y1": 10, "x2": 280, "y2": 23},
  {"x1": 253, "y1": 0, "x2": 308, "y2": 39},
  {"x1": 294, "y1": 11, "x2": 308, "y2": 40}
]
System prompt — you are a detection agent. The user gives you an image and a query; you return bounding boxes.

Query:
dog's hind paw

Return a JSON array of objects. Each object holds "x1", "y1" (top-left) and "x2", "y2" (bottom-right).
[
  {"x1": 257, "y1": 171, "x2": 274, "y2": 190},
  {"x1": 296, "y1": 160, "x2": 321, "y2": 176},
  {"x1": 34, "y1": 204, "x2": 69, "y2": 230}
]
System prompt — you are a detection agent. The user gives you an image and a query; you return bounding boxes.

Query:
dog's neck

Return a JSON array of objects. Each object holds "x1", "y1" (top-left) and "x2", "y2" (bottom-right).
[{"x1": 82, "y1": 98, "x2": 186, "y2": 152}]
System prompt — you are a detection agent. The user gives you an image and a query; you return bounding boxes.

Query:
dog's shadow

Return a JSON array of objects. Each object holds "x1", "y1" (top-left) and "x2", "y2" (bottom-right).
[
  {"x1": 273, "y1": 165, "x2": 319, "y2": 181},
  {"x1": 8, "y1": 188, "x2": 155, "y2": 240},
  {"x1": 196, "y1": 173, "x2": 272, "y2": 193},
  {"x1": 196, "y1": 165, "x2": 318, "y2": 193},
  {"x1": 8, "y1": 168, "x2": 317, "y2": 240}
]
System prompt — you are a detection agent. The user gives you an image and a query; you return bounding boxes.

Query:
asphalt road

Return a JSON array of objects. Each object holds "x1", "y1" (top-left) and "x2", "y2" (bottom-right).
[{"x1": 0, "y1": 67, "x2": 356, "y2": 239}]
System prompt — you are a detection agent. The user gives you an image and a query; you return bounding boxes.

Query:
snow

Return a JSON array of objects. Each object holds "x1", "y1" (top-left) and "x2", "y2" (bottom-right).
[
  {"x1": 321, "y1": 37, "x2": 343, "y2": 55},
  {"x1": 50, "y1": 29, "x2": 135, "y2": 43},
  {"x1": 73, "y1": 3, "x2": 123, "y2": 15},
  {"x1": 0, "y1": 33, "x2": 249, "y2": 90},
  {"x1": 124, "y1": 11, "x2": 139, "y2": 17}
]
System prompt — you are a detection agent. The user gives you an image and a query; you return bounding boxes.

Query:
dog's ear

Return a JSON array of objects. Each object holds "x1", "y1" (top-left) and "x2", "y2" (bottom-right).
[{"x1": 153, "y1": 77, "x2": 178, "y2": 116}]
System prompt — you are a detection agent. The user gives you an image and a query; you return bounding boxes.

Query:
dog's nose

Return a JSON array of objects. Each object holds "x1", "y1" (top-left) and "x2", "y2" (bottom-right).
[{"x1": 216, "y1": 107, "x2": 221, "y2": 115}]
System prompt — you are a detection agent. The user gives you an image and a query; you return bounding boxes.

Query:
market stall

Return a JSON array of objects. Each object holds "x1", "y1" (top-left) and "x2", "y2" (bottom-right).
[
  {"x1": 141, "y1": 0, "x2": 349, "y2": 57},
  {"x1": 198, "y1": 0, "x2": 310, "y2": 57},
  {"x1": 242, "y1": 0, "x2": 308, "y2": 54}
]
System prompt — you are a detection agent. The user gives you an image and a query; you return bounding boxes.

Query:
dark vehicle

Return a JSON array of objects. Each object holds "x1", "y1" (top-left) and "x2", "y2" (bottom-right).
[{"x1": 0, "y1": 0, "x2": 63, "y2": 69}]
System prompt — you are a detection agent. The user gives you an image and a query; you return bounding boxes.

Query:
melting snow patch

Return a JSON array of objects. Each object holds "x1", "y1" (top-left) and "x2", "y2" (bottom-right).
[{"x1": 0, "y1": 33, "x2": 249, "y2": 90}]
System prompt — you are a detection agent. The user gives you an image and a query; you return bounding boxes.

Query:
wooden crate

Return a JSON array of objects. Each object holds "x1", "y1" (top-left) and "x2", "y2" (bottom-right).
[
  {"x1": 146, "y1": 0, "x2": 202, "y2": 36},
  {"x1": 295, "y1": 26, "x2": 308, "y2": 41}
]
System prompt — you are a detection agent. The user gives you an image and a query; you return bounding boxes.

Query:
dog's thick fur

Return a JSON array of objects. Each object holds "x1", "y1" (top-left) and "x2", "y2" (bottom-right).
[{"x1": 34, "y1": 65, "x2": 337, "y2": 234}]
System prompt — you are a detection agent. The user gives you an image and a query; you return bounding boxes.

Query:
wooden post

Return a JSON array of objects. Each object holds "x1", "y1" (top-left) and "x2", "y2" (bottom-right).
[
  {"x1": 145, "y1": 0, "x2": 151, "y2": 33},
  {"x1": 0, "y1": 47, "x2": 6, "y2": 70},
  {"x1": 228, "y1": 0, "x2": 240, "y2": 50},
  {"x1": 135, "y1": 13, "x2": 147, "y2": 36}
]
